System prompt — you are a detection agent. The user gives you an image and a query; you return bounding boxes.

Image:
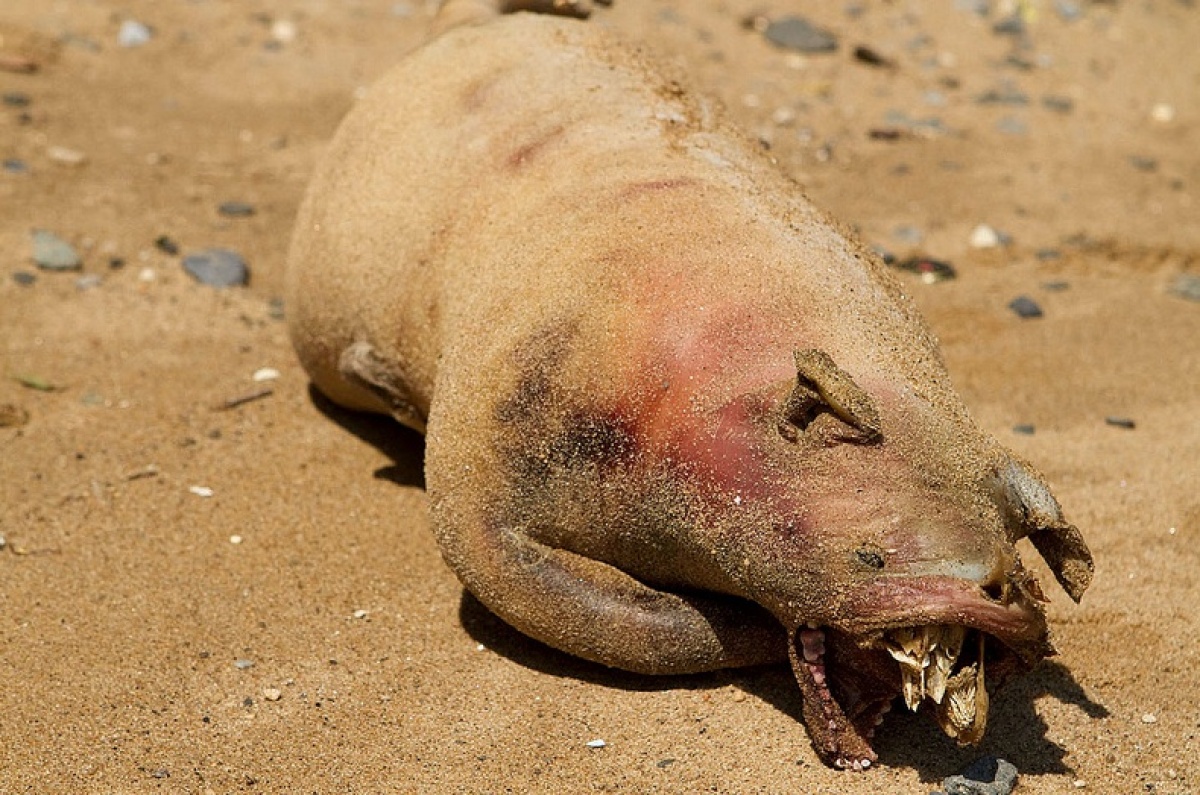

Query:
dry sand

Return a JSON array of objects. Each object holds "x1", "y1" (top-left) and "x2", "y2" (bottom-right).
[{"x1": 2, "y1": 1, "x2": 1197, "y2": 792}]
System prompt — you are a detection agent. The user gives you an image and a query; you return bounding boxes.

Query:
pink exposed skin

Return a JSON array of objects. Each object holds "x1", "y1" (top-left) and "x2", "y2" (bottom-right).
[{"x1": 286, "y1": 5, "x2": 1094, "y2": 771}]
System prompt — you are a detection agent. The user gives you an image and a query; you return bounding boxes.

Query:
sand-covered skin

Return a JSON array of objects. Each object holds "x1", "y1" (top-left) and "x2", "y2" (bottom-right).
[{"x1": 2, "y1": 1, "x2": 1198, "y2": 792}]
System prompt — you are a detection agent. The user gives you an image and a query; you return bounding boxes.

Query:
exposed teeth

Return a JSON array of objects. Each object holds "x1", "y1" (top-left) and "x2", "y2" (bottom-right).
[
  {"x1": 885, "y1": 625, "x2": 965, "y2": 713},
  {"x1": 934, "y1": 633, "x2": 989, "y2": 745}
]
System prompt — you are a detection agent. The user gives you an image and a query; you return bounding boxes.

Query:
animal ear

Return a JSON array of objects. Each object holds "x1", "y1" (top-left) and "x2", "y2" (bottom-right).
[
  {"x1": 998, "y1": 458, "x2": 1094, "y2": 603},
  {"x1": 778, "y1": 349, "x2": 883, "y2": 445}
]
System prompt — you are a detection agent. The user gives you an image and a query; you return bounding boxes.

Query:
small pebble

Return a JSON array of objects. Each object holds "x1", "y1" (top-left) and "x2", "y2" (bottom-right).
[
  {"x1": 182, "y1": 248, "x2": 250, "y2": 288},
  {"x1": 12, "y1": 271, "x2": 36, "y2": 286},
  {"x1": 118, "y1": 20, "x2": 153, "y2": 48},
  {"x1": 263, "y1": 688, "x2": 283, "y2": 702},
  {"x1": 1128, "y1": 156, "x2": 1158, "y2": 173},
  {"x1": 969, "y1": 224, "x2": 1006, "y2": 249},
  {"x1": 852, "y1": 45, "x2": 893, "y2": 68},
  {"x1": 992, "y1": 16, "x2": 1026, "y2": 36},
  {"x1": 2, "y1": 91, "x2": 31, "y2": 107},
  {"x1": 1013, "y1": 424, "x2": 1035, "y2": 436},
  {"x1": 155, "y1": 235, "x2": 180, "y2": 255},
  {"x1": 252, "y1": 367, "x2": 280, "y2": 382},
  {"x1": 975, "y1": 89, "x2": 1030, "y2": 107},
  {"x1": 218, "y1": 201, "x2": 256, "y2": 218},
  {"x1": 353, "y1": 609, "x2": 369, "y2": 619},
  {"x1": 1141, "y1": 712, "x2": 1157, "y2": 724},
  {"x1": 995, "y1": 116, "x2": 1029, "y2": 136},
  {"x1": 1150, "y1": 103, "x2": 1175, "y2": 123},
  {"x1": 76, "y1": 274, "x2": 102, "y2": 290},
  {"x1": 943, "y1": 755, "x2": 1019, "y2": 795},
  {"x1": 763, "y1": 17, "x2": 839, "y2": 53},
  {"x1": 893, "y1": 257, "x2": 957, "y2": 284},
  {"x1": 1042, "y1": 95, "x2": 1075, "y2": 113},
  {"x1": 189, "y1": 485, "x2": 214, "y2": 498},
  {"x1": 1055, "y1": 0, "x2": 1083, "y2": 21},
  {"x1": 585, "y1": 739, "x2": 607, "y2": 748},
  {"x1": 230, "y1": 535, "x2": 243, "y2": 544},
  {"x1": 1105, "y1": 416, "x2": 1136, "y2": 430},
  {"x1": 1167, "y1": 273, "x2": 1200, "y2": 302},
  {"x1": 31, "y1": 229, "x2": 82, "y2": 271},
  {"x1": 1035, "y1": 249, "x2": 1063, "y2": 261},
  {"x1": 1008, "y1": 296, "x2": 1043, "y2": 318},
  {"x1": 234, "y1": 659, "x2": 254, "y2": 670},
  {"x1": 270, "y1": 19, "x2": 298, "y2": 44},
  {"x1": 892, "y1": 224, "x2": 924, "y2": 245},
  {"x1": 3, "y1": 158, "x2": 29, "y2": 174},
  {"x1": 47, "y1": 145, "x2": 87, "y2": 166},
  {"x1": 1042, "y1": 281, "x2": 1070, "y2": 292}
]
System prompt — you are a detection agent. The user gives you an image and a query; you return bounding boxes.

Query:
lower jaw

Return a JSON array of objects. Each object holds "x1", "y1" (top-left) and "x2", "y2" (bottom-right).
[{"x1": 788, "y1": 622, "x2": 1030, "y2": 770}]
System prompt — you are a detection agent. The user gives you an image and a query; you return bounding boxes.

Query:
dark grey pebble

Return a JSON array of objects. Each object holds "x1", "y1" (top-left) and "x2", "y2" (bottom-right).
[
  {"x1": 109, "y1": 257, "x2": 126, "y2": 270},
  {"x1": 1008, "y1": 296, "x2": 1043, "y2": 318},
  {"x1": 12, "y1": 271, "x2": 37, "y2": 286},
  {"x1": 218, "y1": 201, "x2": 256, "y2": 218},
  {"x1": 1035, "y1": 248, "x2": 1062, "y2": 261},
  {"x1": 943, "y1": 755, "x2": 1019, "y2": 795},
  {"x1": 31, "y1": 229, "x2": 82, "y2": 271},
  {"x1": 1128, "y1": 156, "x2": 1158, "y2": 173},
  {"x1": 992, "y1": 15, "x2": 1026, "y2": 36},
  {"x1": 1105, "y1": 416, "x2": 1136, "y2": 430},
  {"x1": 1042, "y1": 95, "x2": 1075, "y2": 113},
  {"x1": 155, "y1": 235, "x2": 180, "y2": 255},
  {"x1": 3, "y1": 159, "x2": 29, "y2": 174},
  {"x1": 1167, "y1": 273, "x2": 1200, "y2": 302},
  {"x1": 1013, "y1": 424, "x2": 1036, "y2": 435},
  {"x1": 893, "y1": 257, "x2": 957, "y2": 283},
  {"x1": 954, "y1": 0, "x2": 989, "y2": 16},
  {"x1": 182, "y1": 248, "x2": 250, "y2": 288},
  {"x1": 975, "y1": 89, "x2": 1030, "y2": 107},
  {"x1": 995, "y1": 116, "x2": 1029, "y2": 136},
  {"x1": 764, "y1": 17, "x2": 838, "y2": 53},
  {"x1": 1042, "y1": 281, "x2": 1070, "y2": 292},
  {"x1": 1054, "y1": 0, "x2": 1083, "y2": 21},
  {"x1": 2, "y1": 92, "x2": 31, "y2": 108}
]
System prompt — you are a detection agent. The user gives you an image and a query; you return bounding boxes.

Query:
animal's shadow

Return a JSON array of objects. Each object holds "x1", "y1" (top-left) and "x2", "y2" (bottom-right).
[
  {"x1": 460, "y1": 592, "x2": 1108, "y2": 779},
  {"x1": 309, "y1": 386, "x2": 426, "y2": 489},
  {"x1": 309, "y1": 384, "x2": 1109, "y2": 779}
]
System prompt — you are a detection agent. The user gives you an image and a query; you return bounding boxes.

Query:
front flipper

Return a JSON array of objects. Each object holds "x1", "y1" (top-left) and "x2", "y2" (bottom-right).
[
  {"x1": 338, "y1": 342, "x2": 428, "y2": 434},
  {"x1": 998, "y1": 457, "x2": 1094, "y2": 602},
  {"x1": 433, "y1": 511, "x2": 786, "y2": 675}
]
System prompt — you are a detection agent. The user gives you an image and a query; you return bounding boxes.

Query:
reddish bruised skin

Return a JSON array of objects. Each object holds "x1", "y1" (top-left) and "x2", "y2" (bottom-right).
[{"x1": 286, "y1": 7, "x2": 1092, "y2": 770}]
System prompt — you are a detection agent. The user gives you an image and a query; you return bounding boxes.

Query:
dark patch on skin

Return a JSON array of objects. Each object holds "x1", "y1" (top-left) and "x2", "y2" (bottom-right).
[
  {"x1": 506, "y1": 125, "x2": 566, "y2": 171},
  {"x1": 494, "y1": 320, "x2": 638, "y2": 486}
]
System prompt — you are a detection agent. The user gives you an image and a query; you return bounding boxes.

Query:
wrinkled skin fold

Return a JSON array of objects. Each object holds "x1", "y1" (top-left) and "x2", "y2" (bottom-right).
[{"x1": 285, "y1": 0, "x2": 1094, "y2": 770}]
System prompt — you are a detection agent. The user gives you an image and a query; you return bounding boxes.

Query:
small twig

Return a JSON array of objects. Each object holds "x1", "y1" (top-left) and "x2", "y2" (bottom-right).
[
  {"x1": 0, "y1": 53, "x2": 39, "y2": 73},
  {"x1": 214, "y1": 386, "x2": 274, "y2": 411}
]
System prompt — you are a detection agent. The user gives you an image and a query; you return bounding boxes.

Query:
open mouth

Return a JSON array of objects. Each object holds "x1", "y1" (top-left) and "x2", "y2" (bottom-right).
[
  {"x1": 883, "y1": 624, "x2": 989, "y2": 744},
  {"x1": 789, "y1": 620, "x2": 1030, "y2": 771}
]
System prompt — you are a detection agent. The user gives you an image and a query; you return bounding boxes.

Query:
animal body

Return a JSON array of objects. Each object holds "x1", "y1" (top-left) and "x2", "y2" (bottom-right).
[{"x1": 286, "y1": 0, "x2": 1093, "y2": 769}]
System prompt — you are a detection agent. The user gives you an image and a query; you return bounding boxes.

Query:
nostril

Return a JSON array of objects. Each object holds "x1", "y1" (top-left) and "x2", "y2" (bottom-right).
[{"x1": 981, "y1": 582, "x2": 1004, "y2": 602}]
